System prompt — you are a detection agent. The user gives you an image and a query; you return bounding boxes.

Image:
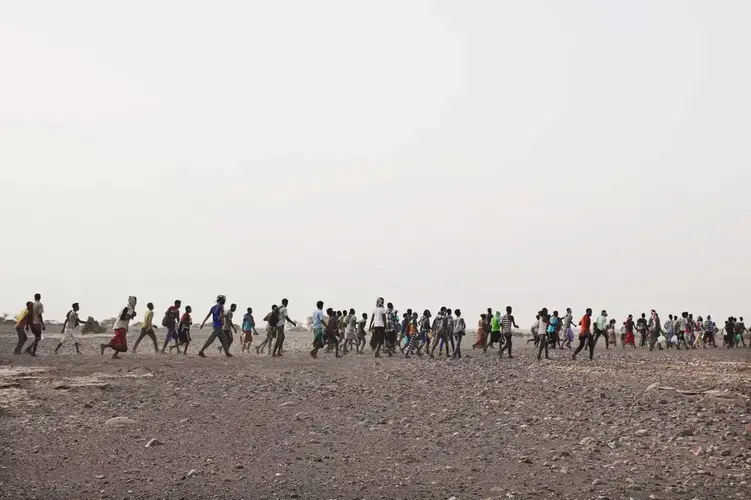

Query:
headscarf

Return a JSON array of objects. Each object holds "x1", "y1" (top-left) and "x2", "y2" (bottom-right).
[
  {"x1": 376, "y1": 297, "x2": 384, "y2": 308},
  {"x1": 123, "y1": 296, "x2": 137, "y2": 317}
]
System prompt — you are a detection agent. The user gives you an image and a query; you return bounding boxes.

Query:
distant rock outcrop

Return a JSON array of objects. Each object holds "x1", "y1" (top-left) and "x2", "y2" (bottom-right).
[{"x1": 81, "y1": 317, "x2": 108, "y2": 334}]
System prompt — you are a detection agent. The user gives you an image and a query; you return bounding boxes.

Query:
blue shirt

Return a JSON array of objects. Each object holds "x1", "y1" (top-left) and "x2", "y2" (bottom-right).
[
  {"x1": 242, "y1": 313, "x2": 254, "y2": 330},
  {"x1": 312, "y1": 309, "x2": 325, "y2": 329},
  {"x1": 210, "y1": 304, "x2": 224, "y2": 329},
  {"x1": 547, "y1": 316, "x2": 559, "y2": 334}
]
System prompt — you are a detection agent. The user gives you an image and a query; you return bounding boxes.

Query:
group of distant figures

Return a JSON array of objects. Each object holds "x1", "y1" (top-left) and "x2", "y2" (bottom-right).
[
  {"x1": 9, "y1": 294, "x2": 749, "y2": 360},
  {"x1": 520, "y1": 308, "x2": 748, "y2": 362}
]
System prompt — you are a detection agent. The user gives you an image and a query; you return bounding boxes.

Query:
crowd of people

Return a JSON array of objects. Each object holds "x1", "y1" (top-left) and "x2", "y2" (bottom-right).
[{"x1": 10, "y1": 294, "x2": 750, "y2": 360}]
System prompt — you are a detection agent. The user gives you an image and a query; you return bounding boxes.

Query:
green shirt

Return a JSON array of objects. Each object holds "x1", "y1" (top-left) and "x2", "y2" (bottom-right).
[{"x1": 491, "y1": 315, "x2": 501, "y2": 332}]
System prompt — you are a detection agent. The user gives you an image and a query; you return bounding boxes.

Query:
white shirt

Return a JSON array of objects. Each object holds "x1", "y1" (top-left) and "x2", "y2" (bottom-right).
[
  {"x1": 32, "y1": 301, "x2": 44, "y2": 325},
  {"x1": 539, "y1": 318, "x2": 549, "y2": 336},
  {"x1": 114, "y1": 306, "x2": 134, "y2": 331},
  {"x1": 277, "y1": 306, "x2": 287, "y2": 327},
  {"x1": 372, "y1": 306, "x2": 386, "y2": 327}
]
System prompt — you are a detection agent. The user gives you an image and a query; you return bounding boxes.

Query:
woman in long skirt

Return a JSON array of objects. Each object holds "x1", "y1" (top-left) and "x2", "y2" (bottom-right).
[
  {"x1": 101, "y1": 296, "x2": 137, "y2": 358},
  {"x1": 473, "y1": 314, "x2": 487, "y2": 349},
  {"x1": 606, "y1": 319, "x2": 617, "y2": 347}
]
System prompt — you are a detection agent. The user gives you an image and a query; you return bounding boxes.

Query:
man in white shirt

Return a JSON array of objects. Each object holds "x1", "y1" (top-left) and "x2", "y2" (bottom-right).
[
  {"x1": 368, "y1": 297, "x2": 387, "y2": 358},
  {"x1": 272, "y1": 298, "x2": 297, "y2": 357},
  {"x1": 25, "y1": 293, "x2": 45, "y2": 356}
]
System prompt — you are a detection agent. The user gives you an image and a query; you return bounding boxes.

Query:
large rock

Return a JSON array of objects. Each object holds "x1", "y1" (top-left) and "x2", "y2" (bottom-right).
[{"x1": 81, "y1": 317, "x2": 107, "y2": 334}]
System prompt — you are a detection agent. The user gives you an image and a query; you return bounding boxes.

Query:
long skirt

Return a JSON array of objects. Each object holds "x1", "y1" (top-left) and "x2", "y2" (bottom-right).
[
  {"x1": 624, "y1": 331, "x2": 635, "y2": 346},
  {"x1": 407, "y1": 333, "x2": 421, "y2": 351},
  {"x1": 474, "y1": 330, "x2": 486, "y2": 347},
  {"x1": 370, "y1": 327, "x2": 385, "y2": 349},
  {"x1": 607, "y1": 329, "x2": 616, "y2": 346},
  {"x1": 109, "y1": 328, "x2": 129, "y2": 352}
]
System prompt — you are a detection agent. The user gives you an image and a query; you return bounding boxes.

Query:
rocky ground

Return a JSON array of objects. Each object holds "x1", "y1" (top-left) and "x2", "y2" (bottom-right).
[{"x1": 0, "y1": 326, "x2": 749, "y2": 500}]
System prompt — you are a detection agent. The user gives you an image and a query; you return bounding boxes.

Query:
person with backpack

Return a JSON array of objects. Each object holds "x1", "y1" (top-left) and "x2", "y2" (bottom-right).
[
  {"x1": 256, "y1": 305, "x2": 279, "y2": 355},
  {"x1": 636, "y1": 313, "x2": 649, "y2": 348},
  {"x1": 272, "y1": 298, "x2": 297, "y2": 357},
  {"x1": 160, "y1": 300, "x2": 181, "y2": 354},
  {"x1": 170, "y1": 305, "x2": 193, "y2": 354}
]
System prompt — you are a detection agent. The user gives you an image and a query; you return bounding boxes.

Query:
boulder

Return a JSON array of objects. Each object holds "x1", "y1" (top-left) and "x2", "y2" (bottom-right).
[{"x1": 81, "y1": 317, "x2": 108, "y2": 334}]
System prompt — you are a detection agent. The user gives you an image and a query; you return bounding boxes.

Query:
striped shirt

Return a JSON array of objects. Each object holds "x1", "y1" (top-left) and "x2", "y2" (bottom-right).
[
  {"x1": 385, "y1": 309, "x2": 396, "y2": 332},
  {"x1": 453, "y1": 317, "x2": 466, "y2": 335},
  {"x1": 65, "y1": 310, "x2": 80, "y2": 332},
  {"x1": 445, "y1": 316, "x2": 454, "y2": 335},
  {"x1": 501, "y1": 314, "x2": 514, "y2": 334}
]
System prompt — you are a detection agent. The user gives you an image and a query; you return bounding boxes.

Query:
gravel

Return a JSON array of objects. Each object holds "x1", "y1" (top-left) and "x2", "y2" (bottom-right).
[{"x1": 0, "y1": 328, "x2": 749, "y2": 499}]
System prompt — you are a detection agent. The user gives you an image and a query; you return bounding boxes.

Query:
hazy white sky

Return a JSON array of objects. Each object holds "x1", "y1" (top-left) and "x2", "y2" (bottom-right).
[{"x1": 1, "y1": 0, "x2": 749, "y2": 324}]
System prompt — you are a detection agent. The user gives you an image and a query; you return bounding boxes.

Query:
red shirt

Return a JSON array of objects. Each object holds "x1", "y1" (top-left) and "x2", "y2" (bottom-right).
[
  {"x1": 179, "y1": 312, "x2": 191, "y2": 329},
  {"x1": 579, "y1": 315, "x2": 591, "y2": 337}
]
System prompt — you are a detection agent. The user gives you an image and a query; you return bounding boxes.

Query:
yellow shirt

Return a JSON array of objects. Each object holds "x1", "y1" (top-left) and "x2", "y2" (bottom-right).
[
  {"x1": 142, "y1": 309, "x2": 154, "y2": 329},
  {"x1": 15, "y1": 308, "x2": 29, "y2": 328}
]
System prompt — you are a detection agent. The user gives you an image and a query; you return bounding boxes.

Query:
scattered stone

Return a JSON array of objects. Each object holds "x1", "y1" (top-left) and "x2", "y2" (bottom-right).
[
  {"x1": 279, "y1": 401, "x2": 295, "y2": 407},
  {"x1": 104, "y1": 417, "x2": 137, "y2": 427},
  {"x1": 634, "y1": 429, "x2": 648, "y2": 437},
  {"x1": 592, "y1": 479, "x2": 602, "y2": 486},
  {"x1": 96, "y1": 474, "x2": 105, "y2": 480},
  {"x1": 186, "y1": 469, "x2": 197, "y2": 478},
  {"x1": 646, "y1": 382, "x2": 660, "y2": 392},
  {"x1": 145, "y1": 438, "x2": 161, "y2": 448}
]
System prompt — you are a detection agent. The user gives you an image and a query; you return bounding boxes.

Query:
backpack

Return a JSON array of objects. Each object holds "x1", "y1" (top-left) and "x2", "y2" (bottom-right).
[
  {"x1": 268, "y1": 309, "x2": 280, "y2": 326},
  {"x1": 161, "y1": 309, "x2": 174, "y2": 328}
]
